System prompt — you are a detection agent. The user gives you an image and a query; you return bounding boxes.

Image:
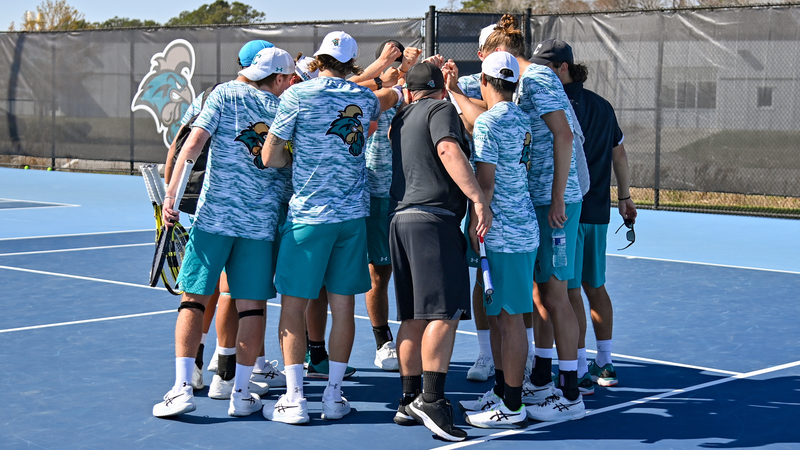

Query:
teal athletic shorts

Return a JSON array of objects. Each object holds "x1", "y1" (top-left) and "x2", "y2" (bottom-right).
[
  {"x1": 460, "y1": 209, "x2": 480, "y2": 268},
  {"x1": 275, "y1": 218, "x2": 371, "y2": 299},
  {"x1": 365, "y1": 197, "x2": 391, "y2": 266},
  {"x1": 484, "y1": 250, "x2": 537, "y2": 316},
  {"x1": 178, "y1": 227, "x2": 276, "y2": 300},
  {"x1": 534, "y1": 202, "x2": 582, "y2": 284},
  {"x1": 568, "y1": 223, "x2": 608, "y2": 289}
]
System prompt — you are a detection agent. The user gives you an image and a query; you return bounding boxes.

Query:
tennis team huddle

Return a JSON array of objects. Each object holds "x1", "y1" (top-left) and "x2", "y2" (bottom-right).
[{"x1": 153, "y1": 14, "x2": 637, "y2": 443}]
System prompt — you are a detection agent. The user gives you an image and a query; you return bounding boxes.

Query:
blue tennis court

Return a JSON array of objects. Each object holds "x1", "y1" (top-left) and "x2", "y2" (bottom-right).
[{"x1": 1, "y1": 167, "x2": 799, "y2": 449}]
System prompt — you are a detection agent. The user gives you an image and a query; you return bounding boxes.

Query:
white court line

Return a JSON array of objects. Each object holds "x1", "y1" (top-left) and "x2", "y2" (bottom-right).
[
  {"x1": 0, "y1": 229, "x2": 152, "y2": 241},
  {"x1": 0, "y1": 243, "x2": 152, "y2": 257},
  {"x1": 0, "y1": 197, "x2": 80, "y2": 207},
  {"x1": 0, "y1": 310, "x2": 175, "y2": 334},
  {"x1": 436, "y1": 359, "x2": 800, "y2": 450},
  {"x1": 0, "y1": 265, "x2": 165, "y2": 290},
  {"x1": 607, "y1": 253, "x2": 800, "y2": 275}
]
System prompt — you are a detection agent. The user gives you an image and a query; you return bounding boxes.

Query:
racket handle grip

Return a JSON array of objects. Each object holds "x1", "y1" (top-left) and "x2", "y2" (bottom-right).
[
  {"x1": 172, "y1": 159, "x2": 195, "y2": 208},
  {"x1": 480, "y1": 258, "x2": 494, "y2": 296}
]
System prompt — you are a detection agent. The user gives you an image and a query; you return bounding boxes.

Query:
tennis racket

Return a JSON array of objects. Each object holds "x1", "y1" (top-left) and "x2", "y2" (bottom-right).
[
  {"x1": 479, "y1": 236, "x2": 494, "y2": 303},
  {"x1": 145, "y1": 161, "x2": 192, "y2": 295}
]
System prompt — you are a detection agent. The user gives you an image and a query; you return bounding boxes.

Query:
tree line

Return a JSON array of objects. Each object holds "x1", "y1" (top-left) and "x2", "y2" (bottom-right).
[{"x1": 9, "y1": 0, "x2": 265, "y2": 31}]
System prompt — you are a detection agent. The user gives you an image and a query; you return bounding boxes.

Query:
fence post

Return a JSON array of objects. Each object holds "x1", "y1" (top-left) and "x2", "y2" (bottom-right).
[
  {"x1": 129, "y1": 38, "x2": 135, "y2": 175},
  {"x1": 652, "y1": 14, "x2": 665, "y2": 209},
  {"x1": 51, "y1": 42, "x2": 56, "y2": 170},
  {"x1": 524, "y1": 8, "x2": 532, "y2": 59},
  {"x1": 216, "y1": 32, "x2": 222, "y2": 84},
  {"x1": 426, "y1": 5, "x2": 436, "y2": 58}
]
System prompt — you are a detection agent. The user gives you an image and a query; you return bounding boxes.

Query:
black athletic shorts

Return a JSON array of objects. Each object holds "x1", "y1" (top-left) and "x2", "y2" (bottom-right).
[{"x1": 389, "y1": 209, "x2": 471, "y2": 321}]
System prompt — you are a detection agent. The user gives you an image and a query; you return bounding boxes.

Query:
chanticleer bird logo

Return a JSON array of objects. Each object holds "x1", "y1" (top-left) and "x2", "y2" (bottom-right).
[
  {"x1": 326, "y1": 105, "x2": 365, "y2": 157},
  {"x1": 131, "y1": 39, "x2": 196, "y2": 148},
  {"x1": 520, "y1": 132, "x2": 532, "y2": 171},
  {"x1": 236, "y1": 122, "x2": 294, "y2": 169}
]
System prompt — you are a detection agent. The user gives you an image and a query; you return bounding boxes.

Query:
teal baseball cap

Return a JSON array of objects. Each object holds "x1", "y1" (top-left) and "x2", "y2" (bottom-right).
[{"x1": 239, "y1": 40, "x2": 274, "y2": 67}]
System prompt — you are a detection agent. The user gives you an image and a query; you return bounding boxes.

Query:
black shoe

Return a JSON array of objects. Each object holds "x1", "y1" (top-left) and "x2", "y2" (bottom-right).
[
  {"x1": 407, "y1": 397, "x2": 467, "y2": 442},
  {"x1": 394, "y1": 397, "x2": 419, "y2": 426}
]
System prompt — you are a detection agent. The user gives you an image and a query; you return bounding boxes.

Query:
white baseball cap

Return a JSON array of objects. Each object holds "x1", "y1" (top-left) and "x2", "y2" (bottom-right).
[
  {"x1": 482, "y1": 51, "x2": 520, "y2": 83},
  {"x1": 239, "y1": 47, "x2": 295, "y2": 81},
  {"x1": 314, "y1": 31, "x2": 358, "y2": 63},
  {"x1": 295, "y1": 55, "x2": 320, "y2": 81},
  {"x1": 478, "y1": 24, "x2": 497, "y2": 48}
]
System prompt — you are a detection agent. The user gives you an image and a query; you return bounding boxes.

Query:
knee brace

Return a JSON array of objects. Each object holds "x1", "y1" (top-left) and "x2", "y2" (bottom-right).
[
  {"x1": 238, "y1": 308, "x2": 265, "y2": 319},
  {"x1": 177, "y1": 301, "x2": 205, "y2": 313}
]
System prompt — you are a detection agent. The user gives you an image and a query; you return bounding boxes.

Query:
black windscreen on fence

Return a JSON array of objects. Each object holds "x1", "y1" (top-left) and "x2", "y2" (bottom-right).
[
  {"x1": 0, "y1": 20, "x2": 423, "y2": 168},
  {"x1": 1, "y1": 6, "x2": 799, "y2": 215}
]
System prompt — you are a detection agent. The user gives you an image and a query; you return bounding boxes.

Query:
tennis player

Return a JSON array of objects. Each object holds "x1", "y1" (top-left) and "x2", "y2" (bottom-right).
[
  {"x1": 518, "y1": 38, "x2": 586, "y2": 421},
  {"x1": 152, "y1": 46, "x2": 295, "y2": 418},
  {"x1": 547, "y1": 40, "x2": 637, "y2": 390},
  {"x1": 453, "y1": 52, "x2": 538, "y2": 429},
  {"x1": 259, "y1": 31, "x2": 383, "y2": 424}
]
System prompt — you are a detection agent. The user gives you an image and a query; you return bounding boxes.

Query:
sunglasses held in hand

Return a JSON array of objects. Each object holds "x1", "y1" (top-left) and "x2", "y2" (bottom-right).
[{"x1": 615, "y1": 219, "x2": 635, "y2": 251}]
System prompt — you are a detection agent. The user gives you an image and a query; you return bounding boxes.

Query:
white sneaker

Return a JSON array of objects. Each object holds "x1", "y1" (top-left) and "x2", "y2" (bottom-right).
[
  {"x1": 263, "y1": 394, "x2": 310, "y2": 424},
  {"x1": 374, "y1": 341, "x2": 399, "y2": 371},
  {"x1": 466, "y1": 353, "x2": 495, "y2": 382},
  {"x1": 321, "y1": 393, "x2": 352, "y2": 420},
  {"x1": 207, "y1": 350, "x2": 219, "y2": 373},
  {"x1": 458, "y1": 389, "x2": 502, "y2": 412},
  {"x1": 251, "y1": 360, "x2": 287, "y2": 388},
  {"x1": 153, "y1": 384, "x2": 195, "y2": 417},
  {"x1": 525, "y1": 391, "x2": 586, "y2": 421},
  {"x1": 522, "y1": 380, "x2": 559, "y2": 405},
  {"x1": 228, "y1": 391, "x2": 262, "y2": 417},
  {"x1": 249, "y1": 378, "x2": 270, "y2": 396},
  {"x1": 209, "y1": 374, "x2": 233, "y2": 399},
  {"x1": 191, "y1": 364, "x2": 204, "y2": 390},
  {"x1": 465, "y1": 402, "x2": 529, "y2": 429}
]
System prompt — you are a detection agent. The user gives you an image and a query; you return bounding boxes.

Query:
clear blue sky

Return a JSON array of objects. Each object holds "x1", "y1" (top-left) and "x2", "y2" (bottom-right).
[{"x1": 4, "y1": 0, "x2": 453, "y2": 29}]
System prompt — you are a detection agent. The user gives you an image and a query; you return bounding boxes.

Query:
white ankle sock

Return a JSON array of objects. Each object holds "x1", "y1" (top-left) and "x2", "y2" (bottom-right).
[
  {"x1": 219, "y1": 346, "x2": 236, "y2": 356},
  {"x1": 233, "y1": 363, "x2": 253, "y2": 397},
  {"x1": 559, "y1": 359, "x2": 577, "y2": 372},
  {"x1": 477, "y1": 330, "x2": 493, "y2": 359},
  {"x1": 174, "y1": 357, "x2": 194, "y2": 391},
  {"x1": 254, "y1": 356, "x2": 267, "y2": 372},
  {"x1": 200, "y1": 333, "x2": 207, "y2": 345},
  {"x1": 285, "y1": 364, "x2": 304, "y2": 402},
  {"x1": 534, "y1": 347, "x2": 554, "y2": 359},
  {"x1": 577, "y1": 348, "x2": 588, "y2": 377},
  {"x1": 596, "y1": 339, "x2": 613, "y2": 367},
  {"x1": 324, "y1": 361, "x2": 347, "y2": 401}
]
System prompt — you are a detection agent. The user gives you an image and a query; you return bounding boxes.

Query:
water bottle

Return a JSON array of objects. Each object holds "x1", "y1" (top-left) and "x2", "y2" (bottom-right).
[{"x1": 552, "y1": 228, "x2": 567, "y2": 267}]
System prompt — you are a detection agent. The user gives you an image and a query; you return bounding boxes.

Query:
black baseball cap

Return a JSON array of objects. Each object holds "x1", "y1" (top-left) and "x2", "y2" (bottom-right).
[
  {"x1": 530, "y1": 38, "x2": 574, "y2": 65},
  {"x1": 405, "y1": 62, "x2": 445, "y2": 91},
  {"x1": 375, "y1": 39, "x2": 405, "y2": 62}
]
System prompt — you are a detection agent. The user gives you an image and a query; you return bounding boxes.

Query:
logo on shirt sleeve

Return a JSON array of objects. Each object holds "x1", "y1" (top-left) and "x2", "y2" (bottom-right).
[
  {"x1": 326, "y1": 104, "x2": 365, "y2": 157},
  {"x1": 520, "y1": 132, "x2": 532, "y2": 171}
]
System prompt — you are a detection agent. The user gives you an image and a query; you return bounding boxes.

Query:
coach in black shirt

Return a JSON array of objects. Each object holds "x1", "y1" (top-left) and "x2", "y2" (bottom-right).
[{"x1": 387, "y1": 62, "x2": 491, "y2": 442}]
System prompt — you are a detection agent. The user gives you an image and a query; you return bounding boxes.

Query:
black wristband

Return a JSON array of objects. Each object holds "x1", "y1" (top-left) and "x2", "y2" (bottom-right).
[
  {"x1": 374, "y1": 77, "x2": 383, "y2": 89},
  {"x1": 618, "y1": 196, "x2": 631, "y2": 201}
]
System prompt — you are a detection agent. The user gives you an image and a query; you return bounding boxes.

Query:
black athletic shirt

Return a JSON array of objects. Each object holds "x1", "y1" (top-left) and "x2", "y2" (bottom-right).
[
  {"x1": 564, "y1": 82, "x2": 624, "y2": 224},
  {"x1": 389, "y1": 98, "x2": 471, "y2": 218}
]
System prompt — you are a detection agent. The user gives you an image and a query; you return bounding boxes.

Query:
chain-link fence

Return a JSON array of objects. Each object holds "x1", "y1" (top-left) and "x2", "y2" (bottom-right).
[
  {"x1": 437, "y1": 6, "x2": 800, "y2": 218},
  {"x1": 2, "y1": 7, "x2": 799, "y2": 217}
]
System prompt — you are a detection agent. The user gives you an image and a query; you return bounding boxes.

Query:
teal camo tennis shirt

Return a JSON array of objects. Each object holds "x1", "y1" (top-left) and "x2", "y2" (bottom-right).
[
  {"x1": 518, "y1": 63, "x2": 583, "y2": 207},
  {"x1": 473, "y1": 101, "x2": 539, "y2": 254},
  {"x1": 190, "y1": 80, "x2": 287, "y2": 241},
  {"x1": 364, "y1": 105, "x2": 397, "y2": 199},
  {"x1": 270, "y1": 76, "x2": 381, "y2": 224}
]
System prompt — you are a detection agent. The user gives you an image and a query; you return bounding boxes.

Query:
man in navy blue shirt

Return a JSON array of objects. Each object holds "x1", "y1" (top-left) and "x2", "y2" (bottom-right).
[{"x1": 539, "y1": 40, "x2": 637, "y2": 392}]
